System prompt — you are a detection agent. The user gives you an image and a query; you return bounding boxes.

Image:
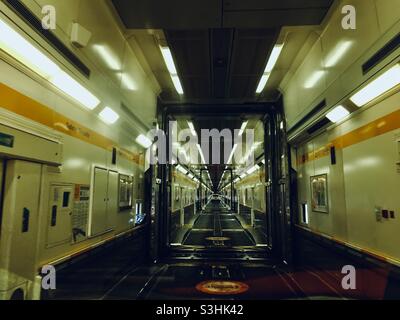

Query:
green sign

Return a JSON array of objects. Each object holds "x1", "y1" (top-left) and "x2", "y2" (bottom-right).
[{"x1": 0, "y1": 132, "x2": 14, "y2": 148}]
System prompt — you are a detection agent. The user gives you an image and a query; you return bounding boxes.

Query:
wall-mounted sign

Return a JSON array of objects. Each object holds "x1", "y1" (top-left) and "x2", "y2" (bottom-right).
[
  {"x1": 310, "y1": 174, "x2": 329, "y2": 213},
  {"x1": 119, "y1": 174, "x2": 134, "y2": 210},
  {"x1": 72, "y1": 184, "x2": 90, "y2": 243},
  {"x1": 0, "y1": 132, "x2": 14, "y2": 148}
]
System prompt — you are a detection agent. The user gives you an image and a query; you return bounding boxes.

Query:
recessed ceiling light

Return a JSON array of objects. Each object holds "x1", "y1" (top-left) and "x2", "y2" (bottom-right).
[
  {"x1": 160, "y1": 46, "x2": 177, "y2": 74},
  {"x1": 326, "y1": 105, "x2": 350, "y2": 123},
  {"x1": 0, "y1": 18, "x2": 100, "y2": 110},
  {"x1": 136, "y1": 134, "x2": 152, "y2": 149},
  {"x1": 350, "y1": 64, "x2": 400, "y2": 107},
  {"x1": 99, "y1": 106, "x2": 119, "y2": 124},
  {"x1": 255, "y1": 43, "x2": 284, "y2": 94},
  {"x1": 256, "y1": 74, "x2": 271, "y2": 94},
  {"x1": 50, "y1": 71, "x2": 100, "y2": 110},
  {"x1": 171, "y1": 74, "x2": 184, "y2": 95},
  {"x1": 0, "y1": 18, "x2": 60, "y2": 78},
  {"x1": 264, "y1": 44, "x2": 284, "y2": 73}
]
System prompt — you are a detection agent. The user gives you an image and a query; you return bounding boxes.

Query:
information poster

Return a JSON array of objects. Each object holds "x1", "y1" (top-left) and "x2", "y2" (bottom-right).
[{"x1": 72, "y1": 184, "x2": 90, "y2": 243}]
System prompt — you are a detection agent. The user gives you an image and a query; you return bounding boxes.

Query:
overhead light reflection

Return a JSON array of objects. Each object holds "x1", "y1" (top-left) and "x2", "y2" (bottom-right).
[
  {"x1": 324, "y1": 41, "x2": 353, "y2": 68},
  {"x1": 121, "y1": 74, "x2": 137, "y2": 91},
  {"x1": 304, "y1": 71, "x2": 325, "y2": 89},
  {"x1": 93, "y1": 45, "x2": 121, "y2": 71}
]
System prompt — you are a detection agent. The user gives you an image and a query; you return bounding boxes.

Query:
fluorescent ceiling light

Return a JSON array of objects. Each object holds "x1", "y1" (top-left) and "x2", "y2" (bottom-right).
[
  {"x1": 50, "y1": 71, "x2": 100, "y2": 110},
  {"x1": 239, "y1": 121, "x2": 248, "y2": 136},
  {"x1": 255, "y1": 43, "x2": 284, "y2": 94},
  {"x1": 136, "y1": 134, "x2": 152, "y2": 149},
  {"x1": 171, "y1": 74, "x2": 184, "y2": 95},
  {"x1": 264, "y1": 44, "x2": 284, "y2": 73},
  {"x1": 304, "y1": 71, "x2": 325, "y2": 89},
  {"x1": 350, "y1": 64, "x2": 400, "y2": 107},
  {"x1": 99, "y1": 106, "x2": 119, "y2": 124},
  {"x1": 188, "y1": 173, "x2": 194, "y2": 179},
  {"x1": 324, "y1": 41, "x2": 353, "y2": 68},
  {"x1": 160, "y1": 46, "x2": 177, "y2": 74},
  {"x1": 326, "y1": 105, "x2": 350, "y2": 123},
  {"x1": 93, "y1": 45, "x2": 120, "y2": 71},
  {"x1": 256, "y1": 74, "x2": 271, "y2": 94},
  {"x1": 188, "y1": 121, "x2": 197, "y2": 136},
  {"x1": 0, "y1": 19, "x2": 60, "y2": 79},
  {"x1": 0, "y1": 18, "x2": 101, "y2": 110}
]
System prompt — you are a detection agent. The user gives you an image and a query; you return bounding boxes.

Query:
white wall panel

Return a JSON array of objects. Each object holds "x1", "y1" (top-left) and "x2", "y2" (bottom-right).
[{"x1": 375, "y1": 0, "x2": 400, "y2": 34}]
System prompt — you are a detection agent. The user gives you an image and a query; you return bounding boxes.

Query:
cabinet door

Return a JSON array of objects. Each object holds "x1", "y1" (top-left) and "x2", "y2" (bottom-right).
[
  {"x1": 0, "y1": 160, "x2": 42, "y2": 281},
  {"x1": 90, "y1": 168, "x2": 108, "y2": 236},
  {"x1": 47, "y1": 184, "x2": 73, "y2": 247},
  {"x1": 106, "y1": 171, "x2": 119, "y2": 230}
]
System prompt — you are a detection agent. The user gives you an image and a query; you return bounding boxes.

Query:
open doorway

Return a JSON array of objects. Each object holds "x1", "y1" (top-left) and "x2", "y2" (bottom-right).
[{"x1": 154, "y1": 104, "x2": 290, "y2": 259}]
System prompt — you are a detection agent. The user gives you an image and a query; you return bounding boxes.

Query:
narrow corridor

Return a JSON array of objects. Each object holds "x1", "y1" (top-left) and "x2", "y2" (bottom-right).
[{"x1": 183, "y1": 200, "x2": 255, "y2": 248}]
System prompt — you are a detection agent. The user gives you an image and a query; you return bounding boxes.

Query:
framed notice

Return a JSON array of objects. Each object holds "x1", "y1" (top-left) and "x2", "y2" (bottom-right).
[
  {"x1": 72, "y1": 184, "x2": 90, "y2": 243},
  {"x1": 119, "y1": 174, "x2": 134, "y2": 211},
  {"x1": 310, "y1": 174, "x2": 329, "y2": 213}
]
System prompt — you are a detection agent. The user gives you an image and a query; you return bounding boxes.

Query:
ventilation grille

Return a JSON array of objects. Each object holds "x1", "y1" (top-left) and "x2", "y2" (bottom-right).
[
  {"x1": 5, "y1": 0, "x2": 91, "y2": 78},
  {"x1": 288, "y1": 99, "x2": 326, "y2": 135},
  {"x1": 306, "y1": 117, "x2": 331, "y2": 135},
  {"x1": 362, "y1": 32, "x2": 400, "y2": 75}
]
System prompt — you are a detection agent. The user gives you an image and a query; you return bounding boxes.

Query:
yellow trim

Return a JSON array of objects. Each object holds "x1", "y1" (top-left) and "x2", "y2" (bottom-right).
[
  {"x1": 297, "y1": 108, "x2": 400, "y2": 165},
  {"x1": 0, "y1": 83, "x2": 143, "y2": 165}
]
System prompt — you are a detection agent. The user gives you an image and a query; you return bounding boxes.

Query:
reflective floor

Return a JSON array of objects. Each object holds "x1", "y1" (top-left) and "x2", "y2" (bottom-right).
[
  {"x1": 46, "y1": 258, "x2": 355, "y2": 300},
  {"x1": 182, "y1": 201, "x2": 256, "y2": 248},
  {"x1": 44, "y1": 201, "x2": 384, "y2": 300},
  {"x1": 44, "y1": 201, "x2": 400, "y2": 300}
]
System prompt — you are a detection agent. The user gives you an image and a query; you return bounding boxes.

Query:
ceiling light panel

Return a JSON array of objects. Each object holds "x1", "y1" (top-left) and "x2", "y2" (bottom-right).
[
  {"x1": 326, "y1": 105, "x2": 350, "y2": 123},
  {"x1": 160, "y1": 46, "x2": 177, "y2": 74},
  {"x1": 350, "y1": 64, "x2": 400, "y2": 107},
  {"x1": 99, "y1": 106, "x2": 119, "y2": 124},
  {"x1": 0, "y1": 18, "x2": 100, "y2": 110},
  {"x1": 136, "y1": 134, "x2": 152, "y2": 149},
  {"x1": 264, "y1": 44, "x2": 284, "y2": 73}
]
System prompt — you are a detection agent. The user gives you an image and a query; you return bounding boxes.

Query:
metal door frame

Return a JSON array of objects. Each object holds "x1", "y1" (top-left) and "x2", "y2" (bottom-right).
[{"x1": 156, "y1": 101, "x2": 293, "y2": 262}]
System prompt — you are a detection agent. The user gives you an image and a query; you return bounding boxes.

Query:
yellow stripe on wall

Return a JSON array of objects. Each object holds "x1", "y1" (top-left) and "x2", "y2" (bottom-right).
[
  {"x1": 0, "y1": 83, "x2": 143, "y2": 165},
  {"x1": 297, "y1": 108, "x2": 400, "y2": 165}
]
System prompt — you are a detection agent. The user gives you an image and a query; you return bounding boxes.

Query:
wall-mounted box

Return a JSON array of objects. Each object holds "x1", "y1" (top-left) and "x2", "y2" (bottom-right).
[{"x1": 0, "y1": 124, "x2": 62, "y2": 166}]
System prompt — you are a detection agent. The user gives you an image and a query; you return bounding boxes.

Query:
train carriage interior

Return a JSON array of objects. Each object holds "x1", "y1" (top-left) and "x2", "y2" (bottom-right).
[{"x1": 0, "y1": 0, "x2": 400, "y2": 304}]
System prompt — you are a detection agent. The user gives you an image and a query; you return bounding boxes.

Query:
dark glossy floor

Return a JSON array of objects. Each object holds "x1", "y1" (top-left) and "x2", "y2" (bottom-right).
[
  {"x1": 43, "y1": 201, "x2": 400, "y2": 300},
  {"x1": 45, "y1": 201, "x2": 368, "y2": 300},
  {"x1": 183, "y1": 200, "x2": 255, "y2": 247},
  {"x1": 46, "y1": 256, "x2": 355, "y2": 300}
]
